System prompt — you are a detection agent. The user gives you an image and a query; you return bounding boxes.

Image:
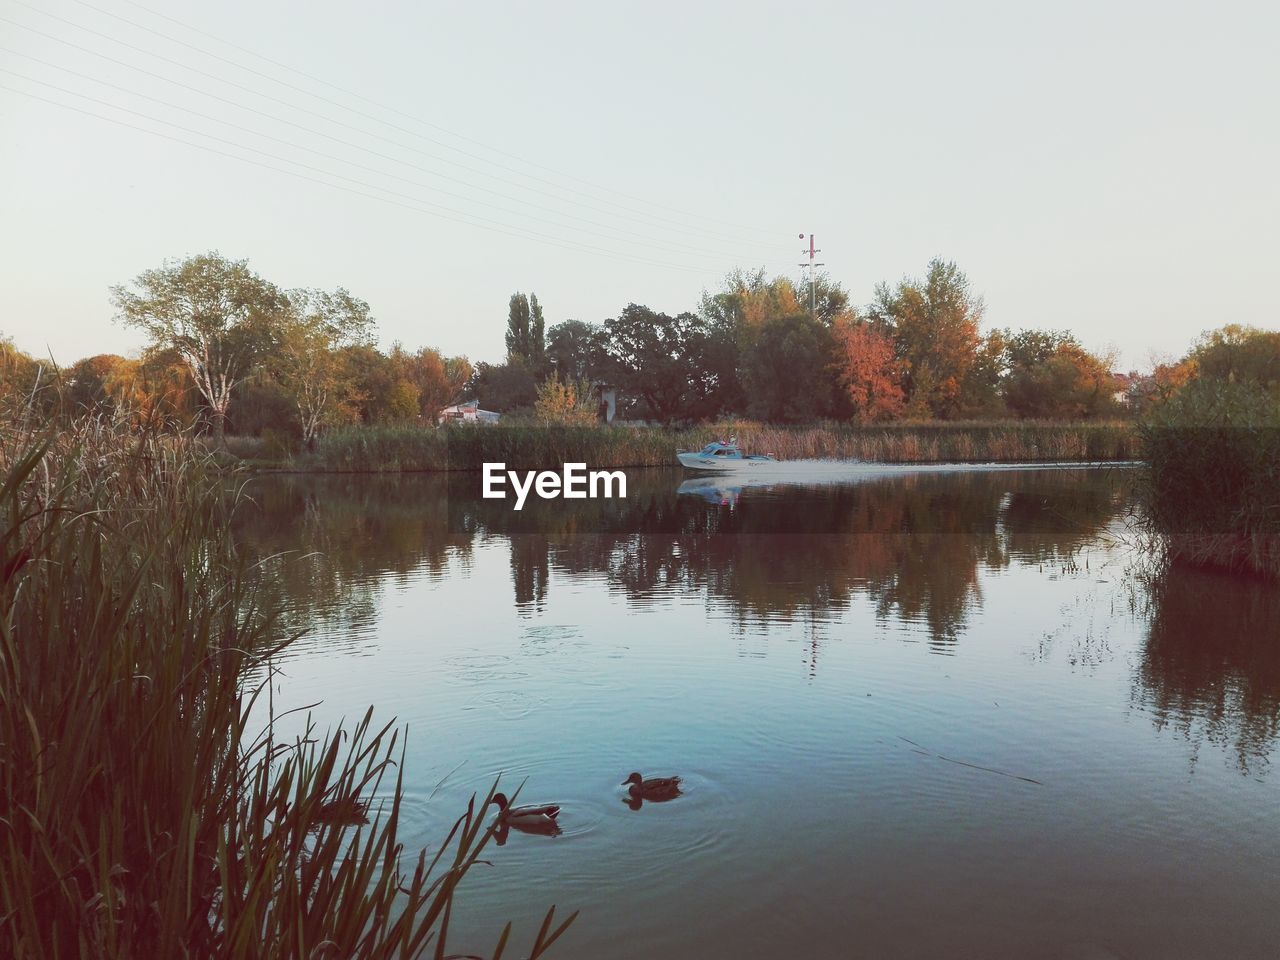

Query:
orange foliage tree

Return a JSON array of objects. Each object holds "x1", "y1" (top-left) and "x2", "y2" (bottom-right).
[{"x1": 829, "y1": 319, "x2": 905, "y2": 422}]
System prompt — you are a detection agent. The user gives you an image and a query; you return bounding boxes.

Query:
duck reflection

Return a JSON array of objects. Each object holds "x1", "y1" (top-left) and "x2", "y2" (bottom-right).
[{"x1": 492, "y1": 818, "x2": 563, "y2": 845}]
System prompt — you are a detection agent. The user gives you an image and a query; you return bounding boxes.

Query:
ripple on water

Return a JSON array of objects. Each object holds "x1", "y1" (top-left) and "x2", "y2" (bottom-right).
[
  {"x1": 519, "y1": 624, "x2": 594, "y2": 662},
  {"x1": 441, "y1": 653, "x2": 532, "y2": 685},
  {"x1": 459, "y1": 688, "x2": 550, "y2": 721}
]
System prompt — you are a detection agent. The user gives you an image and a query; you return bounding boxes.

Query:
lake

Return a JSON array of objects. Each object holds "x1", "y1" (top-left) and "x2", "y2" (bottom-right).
[{"x1": 238, "y1": 465, "x2": 1280, "y2": 960}]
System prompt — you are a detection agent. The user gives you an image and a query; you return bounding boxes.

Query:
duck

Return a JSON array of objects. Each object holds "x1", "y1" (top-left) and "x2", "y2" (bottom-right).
[
  {"x1": 491, "y1": 792, "x2": 561, "y2": 830},
  {"x1": 621, "y1": 772, "x2": 682, "y2": 801}
]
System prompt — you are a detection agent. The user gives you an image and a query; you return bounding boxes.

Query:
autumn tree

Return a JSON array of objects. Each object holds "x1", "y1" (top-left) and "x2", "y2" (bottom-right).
[
  {"x1": 1002, "y1": 329, "x2": 1117, "y2": 419},
  {"x1": 402, "y1": 348, "x2": 472, "y2": 421},
  {"x1": 534, "y1": 377, "x2": 598, "y2": 425},
  {"x1": 112, "y1": 252, "x2": 287, "y2": 446},
  {"x1": 872, "y1": 259, "x2": 983, "y2": 419},
  {"x1": 1, "y1": 335, "x2": 51, "y2": 408},
  {"x1": 64, "y1": 354, "x2": 131, "y2": 415},
  {"x1": 1188, "y1": 324, "x2": 1280, "y2": 389},
  {"x1": 829, "y1": 318, "x2": 905, "y2": 422},
  {"x1": 272, "y1": 287, "x2": 374, "y2": 446}
]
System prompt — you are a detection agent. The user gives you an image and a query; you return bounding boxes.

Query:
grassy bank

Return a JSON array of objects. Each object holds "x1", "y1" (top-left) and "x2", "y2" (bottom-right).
[
  {"x1": 0, "y1": 414, "x2": 571, "y2": 958},
  {"x1": 241, "y1": 419, "x2": 1138, "y2": 473},
  {"x1": 1138, "y1": 381, "x2": 1280, "y2": 579}
]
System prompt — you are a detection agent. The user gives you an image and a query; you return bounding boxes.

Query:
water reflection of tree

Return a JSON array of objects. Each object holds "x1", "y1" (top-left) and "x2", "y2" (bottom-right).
[
  {"x1": 1135, "y1": 563, "x2": 1280, "y2": 772},
  {"x1": 233, "y1": 474, "x2": 472, "y2": 641},
  {"x1": 509, "y1": 535, "x2": 549, "y2": 614},
  {"x1": 239, "y1": 469, "x2": 1122, "y2": 651},
  {"x1": 509, "y1": 470, "x2": 1121, "y2": 647}
]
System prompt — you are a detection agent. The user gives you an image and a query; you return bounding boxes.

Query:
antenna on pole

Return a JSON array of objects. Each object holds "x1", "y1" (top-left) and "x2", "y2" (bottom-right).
[{"x1": 798, "y1": 233, "x2": 824, "y2": 319}]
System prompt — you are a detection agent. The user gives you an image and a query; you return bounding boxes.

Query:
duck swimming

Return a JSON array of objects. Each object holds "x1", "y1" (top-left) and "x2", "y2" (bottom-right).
[
  {"x1": 621, "y1": 772, "x2": 682, "y2": 801},
  {"x1": 491, "y1": 792, "x2": 561, "y2": 830}
]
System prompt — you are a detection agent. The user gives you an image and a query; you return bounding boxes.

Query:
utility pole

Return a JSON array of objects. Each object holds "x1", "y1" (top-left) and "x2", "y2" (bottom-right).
[{"x1": 798, "y1": 233, "x2": 824, "y2": 319}]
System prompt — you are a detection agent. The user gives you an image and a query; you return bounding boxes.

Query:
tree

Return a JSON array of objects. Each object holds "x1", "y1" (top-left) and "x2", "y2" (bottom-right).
[
  {"x1": 112, "y1": 252, "x2": 287, "y2": 446},
  {"x1": 65, "y1": 354, "x2": 131, "y2": 415},
  {"x1": 1188, "y1": 324, "x2": 1280, "y2": 389},
  {"x1": 383, "y1": 379, "x2": 420, "y2": 421},
  {"x1": 700, "y1": 270, "x2": 851, "y2": 343},
  {"x1": 505, "y1": 292, "x2": 547, "y2": 374},
  {"x1": 598, "y1": 304, "x2": 718, "y2": 424},
  {"x1": 534, "y1": 377, "x2": 598, "y2": 425},
  {"x1": 872, "y1": 259, "x2": 983, "y2": 419},
  {"x1": 402, "y1": 348, "x2": 472, "y2": 422},
  {"x1": 546, "y1": 320, "x2": 603, "y2": 382},
  {"x1": 133, "y1": 348, "x2": 199, "y2": 428},
  {"x1": 741, "y1": 313, "x2": 832, "y2": 422},
  {"x1": 829, "y1": 319, "x2": 905, "y2": 422},
  {"x1": 1002, "y1": 329, "x2": 1117, "y2": 419},
  {"x1": 1, "y1": 335, "x2": 44, "y2": 410},
  {"x1": 959, "y1": 330, "x2": 1008, "y2": 417},
  {"x1": 528, "y1": 293, "x2": 547, "y2": 375},
  {"x1": 700, "y1": 269, "x2": 796, "y2": 347},
  {"x1": 468, "y1": 361, "x2": 538, "y2": 413},
  {"x1": 273, "y1": 288, "x2": 374, "y2": 446}
]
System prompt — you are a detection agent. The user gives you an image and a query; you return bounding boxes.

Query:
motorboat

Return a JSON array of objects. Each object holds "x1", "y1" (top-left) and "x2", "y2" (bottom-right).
[{"x1": 676, "y1": 439, "x2": 778, "y2": 472}]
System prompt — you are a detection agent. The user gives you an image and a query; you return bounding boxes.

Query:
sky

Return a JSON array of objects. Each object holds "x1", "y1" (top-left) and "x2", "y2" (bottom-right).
[{"x1": 1, "y1": 0, "x2": 1276, "y2": 370}]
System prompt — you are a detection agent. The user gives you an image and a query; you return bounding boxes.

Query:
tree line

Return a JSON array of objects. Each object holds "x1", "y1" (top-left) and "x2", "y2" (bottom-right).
[{"x1": 2, "y1": 251, "x2": 1276, "y2": 443}]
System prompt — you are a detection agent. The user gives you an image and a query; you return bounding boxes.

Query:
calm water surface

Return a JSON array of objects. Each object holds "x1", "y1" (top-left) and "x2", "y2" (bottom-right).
[{"x1": 239, "y1": 467, "x2": 1280, "y2": 960}]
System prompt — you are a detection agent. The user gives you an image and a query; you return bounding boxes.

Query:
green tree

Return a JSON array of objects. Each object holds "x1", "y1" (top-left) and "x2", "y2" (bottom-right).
[
  {"x1": 546, "y1": 319, "x2": 603, "y2": 382},
  {"x1": 468, "y1": 361, "x2": 538, "y2": 413},
  {"x1": 1002, "y1": 329, "x2": 1117, "y2": 419},
  {"x1": 872, "y1": 259, "x2": 983, "y2": 419},
  {"x1": 112, "y1": 252, "x2": 287, "y2": 446},
  {"x1": 273, "y1": 288, "x2": 374, "y2": 445},
  {"x1": 1188, "y1": 324, "x2": 1280, "y2": 389},
  {"x1": 383, "y1": 378, "x2": 420, "y2": 421},
  {"x1": 598, "y1": 304, "x2": 722, "y2": 424},
  {"x1": 529, "y1": 293, "x2": 547, "y2": 374},
  {"x1": 505, "y1": 292, "x2": 547, "y2": 374},
  {"x1": 741, "y1": 313, "x2": 832, "y2": 422}
]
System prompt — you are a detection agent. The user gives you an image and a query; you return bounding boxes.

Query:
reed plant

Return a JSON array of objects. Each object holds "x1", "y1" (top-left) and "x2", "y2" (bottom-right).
[
  {"x1": 284, "y1": 419, "x2": 1136, "y2": 473},
  {"x1": 0, "y1": 410, "x2": 573, "y2": 958},
  {"x1": 1137, "y1": 380, "x2": 1280, "y2": 577}
]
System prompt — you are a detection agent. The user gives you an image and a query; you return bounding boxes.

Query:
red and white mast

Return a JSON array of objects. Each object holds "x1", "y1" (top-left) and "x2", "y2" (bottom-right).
[{"x1": 798, "y1": 233, "x2": 825, "y2": 318}]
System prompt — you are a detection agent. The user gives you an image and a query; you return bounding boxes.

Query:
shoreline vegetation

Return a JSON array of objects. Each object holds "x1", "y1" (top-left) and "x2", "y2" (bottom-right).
[
  {"x1": 0, "y1": 413, "x2": 573, "y2": 959},
  {"x1": 1138, "y1": 381, "x2": 1280, "y2": 581},
  {"x1": 231, "y1": 420, "x2": 1140, "y2": 473}
]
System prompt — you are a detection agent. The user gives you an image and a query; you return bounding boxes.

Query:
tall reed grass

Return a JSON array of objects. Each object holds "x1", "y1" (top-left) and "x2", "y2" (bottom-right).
[
  {"x1": 1138, "y1": 381, "x2": 1280, "y2": 578},
  {"x1": 279, "y1": 420, "x2": 1136, "y2": 473},
  {"x1": 0, "y1": 412, "x2": 573, "y2": 958}
]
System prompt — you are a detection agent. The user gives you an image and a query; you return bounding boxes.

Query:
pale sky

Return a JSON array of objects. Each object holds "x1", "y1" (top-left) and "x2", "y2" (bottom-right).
[{"x1": 1, "y1": 0, "x2": 1276, "y2": 370}]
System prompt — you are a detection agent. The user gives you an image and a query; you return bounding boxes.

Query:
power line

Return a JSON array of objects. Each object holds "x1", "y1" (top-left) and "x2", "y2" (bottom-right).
[
  {"x1": 0, "y1": 81, "x2": 724, "y2": 275},
  {"x1": 10, "y1": 0, "x2": 779, "y2": 247},
  {"x1": 1, "y1": 11, "x2": 778, "y2": 255},
  {"x1": 0, "y1": 53, "x2": 758, "y2": 266},
  {"x1": 102, "y1": 0, "x2": 782, "y2": 239}
]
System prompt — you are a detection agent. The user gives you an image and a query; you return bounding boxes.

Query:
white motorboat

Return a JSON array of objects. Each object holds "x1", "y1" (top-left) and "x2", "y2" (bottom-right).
[{"x1": 676, "y1": 439, "x2": 778, "y2": 472}]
